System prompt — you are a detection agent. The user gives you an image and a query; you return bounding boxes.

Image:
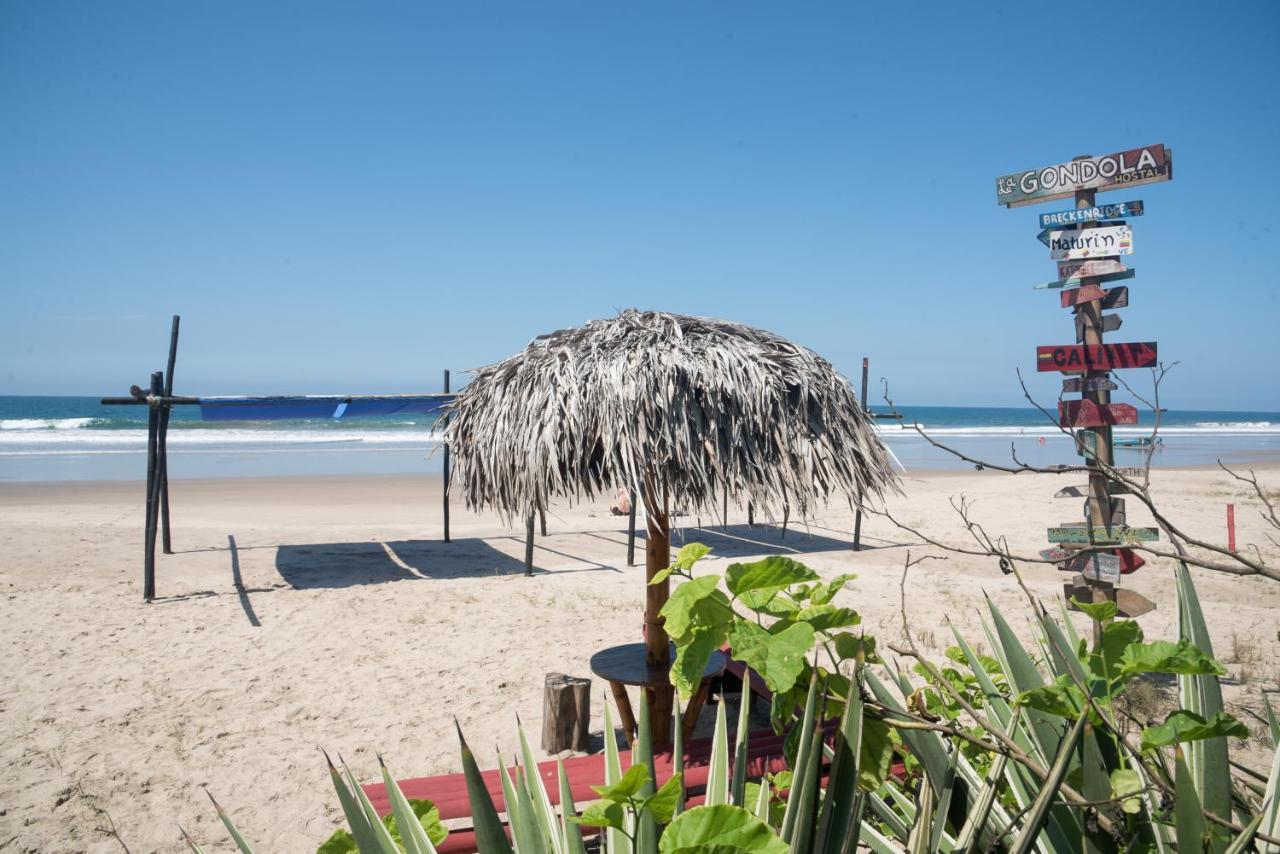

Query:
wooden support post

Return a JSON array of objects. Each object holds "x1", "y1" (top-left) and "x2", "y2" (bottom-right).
[
  {"x1": 1227, "y1": 503, "x2": 1237, "y2": 552},
  {"x1": 781, "y1": 505, "x2": 789, "y2": 539},
  {"x1": 643, "y1": 483, "x2": 673, "y2": 745},
  {"x1": 722, "y1": 488, "x2": 728, "y2": 527},
  {"x1": 159, "y1": 315, "x2": 180, "y2": 554},
  {"x1": 525, "y1": 511, "x2": 535, "y2": 576},
  {"x1": 626, "y1": 487, "x2": 637, "y2": 567},
  {"x1": 143, "y1": 371, "x2": 163, "y2": 602},
  {"x1": 1073, "y1": 167, "x2": 1114, "y2": 647},
  {"x1": 541, "y1": 673, "x2": 591, "y2": 753},
  {"x1": 853, "y1": 356, "x2": 869, "y2": 550},
  {"x1": 442, "y1": 369, "x2": 451, "y2": 543},
  {"x1": 539, "y1": 504, "x2": 547, "y2": 537},
  {"x1": 747, "y1": 502, "x2": 754, "y2": 527}
]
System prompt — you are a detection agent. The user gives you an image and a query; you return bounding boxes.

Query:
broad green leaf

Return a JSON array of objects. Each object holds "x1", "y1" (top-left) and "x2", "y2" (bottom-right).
[
  {"x1": 724, "y1": 556, "x2": 819, "y2": 599},
  {"x1": 649, "y1": 567, "x2": 676, "y2": 586},
  {"x1": 1111, "y1": 769, "x2": 1144, "y2": 815},
  {"x1": 573, "y1": 800, "x2": 625, "y2": 829},
  {"x1": 1119, "y1": 639, "x2": 1226, "y2": 680},
  {"x1": 808, "y1": 573, "x2": 857, "y2": 606},
  {"x1": 658, "y1": 805, "x2": 788, "y2": 853},
  {"x1": 1070, "y1": 597, "x2": 1118, "y2": 622},
  {"x1": 645, "y1": 773, "x2": 684, "y2": 825},
  {"x1": 592, "y1": 763, "x2": 650, "y2": 801},
  {"x1": 858, "y1": 717, "x2": 895, "y2": 791},
  {"x1": 661, "y1": 575, "x2": 733, "y2": 642},
  {"x1": 672, "y1": 543, "x2": 713, "y2": 570},
  {"x1": 727, "y1": 620, "x2": 814, "y2": 694},
  {"x1": 1141, "y1": 711, "x2": 1249, "y2": 751},
  {"x1": 792, "y1": 604, "x2": 861, "y2": 633},
  {"x1": 1017, "y1": 674, "x2": 1085, "y2": 719},
  {"x1": 831, "y1": 633, "x2": 877, "y2": 663},
  {"x1": 316, "y1": 828, "x2": 356, "y2": 854},
  {"x1": 671, "y1": 623, "x2": 730, "y2": 698}
]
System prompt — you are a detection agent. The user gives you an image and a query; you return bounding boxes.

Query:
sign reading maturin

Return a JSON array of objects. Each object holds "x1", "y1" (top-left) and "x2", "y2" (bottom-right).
[
  {"x1": 1047, "y1": 225, "x2": 1133, "y2": 260},
  {"x1": 995, "y1": 144, "x2": 1171, "y2": 207}
]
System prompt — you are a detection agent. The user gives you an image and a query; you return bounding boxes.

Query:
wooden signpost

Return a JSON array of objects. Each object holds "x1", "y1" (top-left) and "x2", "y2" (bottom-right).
[
  {"x1": 1047, "y1": 224, "x2": 1133, "y2": 260},
  {"x1": 1036, "y1": 342, "x2": 1158, "y2": 372},
  {"x1": 1001, "y1": 146, "x2": 1171, "y2": 630},
  {"x1": 1061, "y1": 285, "x2": 1128, "y2": 309}
]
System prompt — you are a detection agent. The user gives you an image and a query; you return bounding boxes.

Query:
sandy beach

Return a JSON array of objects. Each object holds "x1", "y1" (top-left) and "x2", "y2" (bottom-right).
[{"x1": 2, "y1": 465, "x2": 1279, "y2": 853}]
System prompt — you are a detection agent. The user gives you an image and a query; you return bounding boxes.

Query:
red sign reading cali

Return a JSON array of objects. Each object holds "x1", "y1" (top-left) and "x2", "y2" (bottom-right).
[
  {"x1": 1036, "y1": 342, "x2": 1157, "y2": 373},
  {"x1": 1059, "y1": 400, "x2": 1140, "y2": 428}
]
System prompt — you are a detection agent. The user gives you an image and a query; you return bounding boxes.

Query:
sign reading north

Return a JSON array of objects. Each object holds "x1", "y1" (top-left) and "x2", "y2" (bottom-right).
[
  {"x1": 1036, "y1": 342, "x2": 1158, "y2": 372},
  {"x1": 1039, "y1": 200, "x2": 1144, "y2": 229},
  {"x1": 1047, "y1": 225, "x2": 1133, "y2": 260},
  {"x1": 996, "y1": 144, "x2": 1172, "y2": 207}
]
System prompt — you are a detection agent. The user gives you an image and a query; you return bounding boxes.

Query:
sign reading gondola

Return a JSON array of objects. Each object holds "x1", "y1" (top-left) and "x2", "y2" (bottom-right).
[
  {"x1": 996, "y1": 144, "x2": 1172, "y2": 207},
  {"x1": 1060, "y1": 400, "x2": 1140, "y2": 427},
  {"x1": 1061, "y1": 285, "x2": 1129, "y2": 309},
  {"x1": 1049, "y1": 225, "x2": 1134, "y2": 260},
  {"x1": 1036, "y1": 342, "x2": 1158, "y2": 372},
  {"x1": 1039, "y1": 200, "x2": 1144, "y2": 229},
  {"x1": 1047, "y1": 525, "x2": 1160, "y2": 544}
]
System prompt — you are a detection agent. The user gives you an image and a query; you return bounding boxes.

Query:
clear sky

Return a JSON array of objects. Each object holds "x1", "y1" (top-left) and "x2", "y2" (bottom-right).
[{"x1": 2, "y1": 2, "x2": 1277, "y2": 409}]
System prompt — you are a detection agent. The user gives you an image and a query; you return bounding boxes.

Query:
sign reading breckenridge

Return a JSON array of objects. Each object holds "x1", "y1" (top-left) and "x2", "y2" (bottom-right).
[{"x1": 995, "y1": 144, "x2": 1171, "y2": 207}]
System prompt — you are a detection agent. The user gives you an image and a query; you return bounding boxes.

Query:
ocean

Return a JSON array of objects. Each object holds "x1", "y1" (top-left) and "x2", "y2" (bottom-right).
[{"x1": 1, "y1": 396, "x2": 1278, "y2": 482}]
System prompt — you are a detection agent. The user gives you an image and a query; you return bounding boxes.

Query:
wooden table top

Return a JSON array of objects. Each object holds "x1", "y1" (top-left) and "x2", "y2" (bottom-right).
[{"x1": 589, "y1": 642, "x2": 727, "y2": 687}]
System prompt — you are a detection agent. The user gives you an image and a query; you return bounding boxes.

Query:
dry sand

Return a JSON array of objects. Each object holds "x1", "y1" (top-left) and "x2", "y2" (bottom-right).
[{"x1": 1, "y1": 465, "x2": 1278, "y2": 852}]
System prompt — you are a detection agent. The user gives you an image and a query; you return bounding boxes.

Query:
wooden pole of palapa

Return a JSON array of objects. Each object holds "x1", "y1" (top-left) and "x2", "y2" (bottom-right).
[
  {"x1": 853, "y1": 356, "x2": 869, "y2": 550},
  {"x1": 643, "y1": 479, "x2": 673, "y2": 744},
  {"x1": 159, "y1": 315, "x2": 180, "y2": 554},
  {"x1": 442, "y1": 369, "x2": 451, "y2": 543},
  {"x1": 1073, "y1": 159, "x2": 1113, "y2": 647},
  {"x1": 143, "y1": 371, "x2": 163, "y2": 602},
  {"x1": 626, "y1": 487, "x2": 637, "y2": 567}
]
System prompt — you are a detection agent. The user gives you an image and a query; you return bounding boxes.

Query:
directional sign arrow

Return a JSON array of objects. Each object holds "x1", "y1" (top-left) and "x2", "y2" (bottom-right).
[
  {"x1": 1062, "y1": 375, "x2": 1119, "y2": 393},
  {"x1": 1036, "y1": 268, "x2": 1135, "y2": 291},
  {"x1": 1037, "y1": 219, "x2": 1127, "y2": 248},
  {"x1": 1039, "y1": 200, "x2": 1145, "y2": 230},
  {"x1": 1060, "y1": 400, "x2": 1140, "y2": 428},
  {"x1": 1058, "y1": 258, "x2": 1129, "y2": 279},
  {"x1": 1036, "y1": 342, "x2": 1158, "y2": 373},
  {"x1": 1054, "y1": 482, "x2": 1132, "y2": 498},
  {"x1": 1061, "y1": 551, "x2": 1122, "y2": 583},
  {"x1": 1047, "y1": 525, "x2": 1159, "y2": 544},
  {"x1": 1061, "y1": 285, "x2": 1129, "y2": 309},
  {"x1": 1040, "y1": 547, "x2": 1073, "y2": 563},
  {"x1": 1115, "y1": 588, "x2": 1156, "y2": 618},
  {"x1": 1075, "y1": 312, "x2": 1123, "y2": 338}
]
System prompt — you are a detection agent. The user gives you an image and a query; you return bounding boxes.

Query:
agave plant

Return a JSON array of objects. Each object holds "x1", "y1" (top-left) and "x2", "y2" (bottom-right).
[{"x1": 189, "y1": 547, "x2": 1279, "y2": 853}]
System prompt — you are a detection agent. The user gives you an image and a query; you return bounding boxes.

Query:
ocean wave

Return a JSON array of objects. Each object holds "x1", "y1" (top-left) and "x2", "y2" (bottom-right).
[
  {"x1": 0, "y1": 427, "x2": 445, "y2": 453},
  {"x1": 0, "y1": 417, "x2": 100, "y2": 430}
]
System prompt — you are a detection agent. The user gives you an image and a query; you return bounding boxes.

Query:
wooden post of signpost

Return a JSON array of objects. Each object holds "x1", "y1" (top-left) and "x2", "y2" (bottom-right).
[
  {"x1": 1072, "y1": 166, "x2": 1113, "y2": 647},
  {"x1": 643, "y1": 481, "x2": 673, "y2": 745},
  {"x1": 442, "y1": 369, "x2": 451, "y2": 543}
]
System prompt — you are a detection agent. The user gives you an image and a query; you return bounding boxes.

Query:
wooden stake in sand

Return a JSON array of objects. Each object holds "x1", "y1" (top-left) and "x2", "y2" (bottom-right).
[{"x1": 541, "y1": 673, "x2": 590, "y2": 753}]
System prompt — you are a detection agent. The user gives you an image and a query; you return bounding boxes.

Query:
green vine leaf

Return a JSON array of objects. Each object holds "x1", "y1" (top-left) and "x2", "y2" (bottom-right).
[
  {"x1": 1140, "y1": 710, "x2": 1249, "y2": 751},
  {"x1": 660, "y1": 575, "x2": 732, "y2": 643},
  {"x1": 727, "y1": 620, "x2": 814, "y2": 694},
  {"x1": 658, "y1": 804, "x2": 789, "y2": 853},
  {"x1": 1118, "y1": 640, "x2": 1227, "y2": 680},
  {"x1": 724, "y1": 556, "x2": 819, "y2": 600}
]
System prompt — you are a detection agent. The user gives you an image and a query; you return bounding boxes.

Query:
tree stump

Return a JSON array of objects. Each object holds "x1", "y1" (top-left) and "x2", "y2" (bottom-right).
[{"x1": 541, "y1": 673, "x2": 590, "y2": 753}]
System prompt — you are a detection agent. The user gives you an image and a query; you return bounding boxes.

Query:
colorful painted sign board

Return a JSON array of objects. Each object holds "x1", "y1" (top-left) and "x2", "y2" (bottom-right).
[
  {"x1": 1066, "y1": 551, "x2": 1122, "y2": 583},
  {"x1": 1062, "y1": 375, "x2": 1119, "y2": 393},
  {"x1": 1116, "y1": 548, "x2": 1145, "y2": 574},
  {"x1": 1041, "y1": 547, "x2": 1073, "y2": 562},
  {"x1": 1047, "y1": 525, "x2": 1159, "y2": 544},
  {"x1": 1061, "y1": 285, "x2": 1129, "y2": 309},
  {"x1": 1036, "y1": 268, "x2": 1135, "y2": 291},
  {"x1": 1075, "y1": 429, "x2": 1100, "y2": 459},
  {"x1": 1037, "y1": 342, "x2": 1158, "y2": 372},
  {"x1": 1058, "y1": 258, "x2": 1128, "y2": 280},
  {"x1": 1039, "y1": 200, "x2": 1144, "y2": 229},
  {"x1": 1112, "y1": 467, "x2": 1146, "y2": 477},
  {"x1": 1060, "y1": 400, "x2": 1139, "y2": 428},
  {"x1": 995, "y1": 144, "x2": 1172, "y2": 207},
  {"x1": 1049, "y1": 225, "x2": 1134, "y2": 260}
]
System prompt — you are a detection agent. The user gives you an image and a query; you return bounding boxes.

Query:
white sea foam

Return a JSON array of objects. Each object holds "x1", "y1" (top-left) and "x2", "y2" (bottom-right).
[{"x1": 0, "y1": 418, "x2": 97, "y2": 430}]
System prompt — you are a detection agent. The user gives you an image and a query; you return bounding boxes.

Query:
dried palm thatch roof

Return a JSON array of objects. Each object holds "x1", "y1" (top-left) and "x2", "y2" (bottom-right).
[{"x1": 444, "y1": 310, "x2": 898, "y2": 523}]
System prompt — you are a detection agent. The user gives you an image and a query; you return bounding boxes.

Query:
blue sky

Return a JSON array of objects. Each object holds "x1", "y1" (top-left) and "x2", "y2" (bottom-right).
[{"x1": 2, "y1": 2, "x2": 1277, "y2": 409}]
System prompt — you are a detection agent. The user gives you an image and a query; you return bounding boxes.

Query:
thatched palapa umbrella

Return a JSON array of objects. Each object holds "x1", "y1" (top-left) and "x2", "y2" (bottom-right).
[{"x1": 444, "y1": 310, "x2": 898, "y2": 740}]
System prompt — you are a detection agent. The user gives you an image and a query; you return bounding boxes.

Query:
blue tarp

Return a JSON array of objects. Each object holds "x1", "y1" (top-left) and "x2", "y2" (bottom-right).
[{"x1": 197, "y1": 395, "x2": 454, "y2": 422}]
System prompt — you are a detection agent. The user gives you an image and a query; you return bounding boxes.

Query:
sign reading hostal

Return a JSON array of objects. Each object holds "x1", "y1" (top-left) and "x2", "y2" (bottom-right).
[{"x1": 996, "y1": 144, "x2": 1172, "y2": 207}]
